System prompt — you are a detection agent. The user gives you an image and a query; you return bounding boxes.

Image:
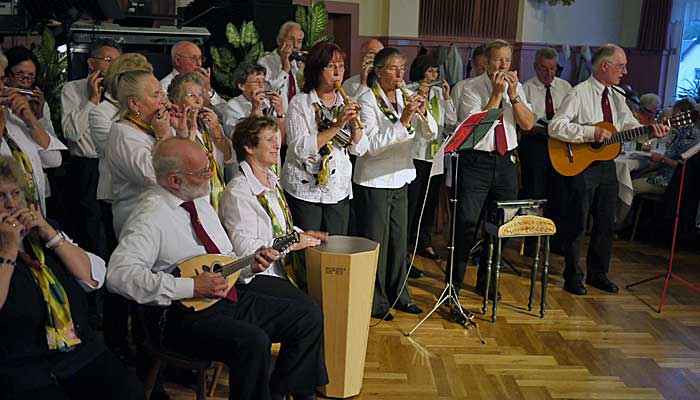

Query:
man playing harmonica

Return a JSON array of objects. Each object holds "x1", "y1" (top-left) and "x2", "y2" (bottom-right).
[
  {"x1": 342, "y1": 38, "x2": 384, "y2": 98},
  {"x1": 451, "y1": 39, "x2": 534, "y2": 300},
  {"x1": 160, "y1": 41, "x2": 225, "y2": 106},
  {"x1": 258, "y1": 21, "x2": 306, "y2": 113}
]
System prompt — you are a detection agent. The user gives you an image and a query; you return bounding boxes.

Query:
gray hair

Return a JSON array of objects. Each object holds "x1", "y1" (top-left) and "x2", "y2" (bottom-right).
[
  {"x1": 640, "y1": 93, "x2": 661, "y2": 112},
  {"x1": 276, "y1": 21, "x2": 303, "y2": 46},
  {"x1": 114, "y1": 70, "x2": 155, "y2": 119},
  {"x1": 591, "y1": 44, "x2": 621, "y2": 69},
  {"x1": 484, "y1": 39, "x2": 512, "y2": 59},
  {"x1": 167, "y1": 72, "x2": 205, "y2": 103},
  {"x1": 152, "y1": 138, "x2": 187, "y2": 186},
  {"x1": 535, "y1": 47, "x2": 558, "y2": 63}
]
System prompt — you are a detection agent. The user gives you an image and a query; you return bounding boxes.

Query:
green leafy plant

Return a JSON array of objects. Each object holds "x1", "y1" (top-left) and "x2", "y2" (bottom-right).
[
  {"x1": 295, "y1": 0, "x2": 333, "y2": 50},
  {"x1": 210, "y1": 21, "x2": 265, "y2": 97},
  {"x1": 31, "y1": 27, "x2": 67, "y2": 136},
  {"x1": 678, "y1": 78, "x2": 700, "y2": 103}
]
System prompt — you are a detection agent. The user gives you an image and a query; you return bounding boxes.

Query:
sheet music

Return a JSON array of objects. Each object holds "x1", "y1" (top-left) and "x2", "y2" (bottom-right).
[{"x1": 681, "y1": 140, "x2": 700, "y2": 160}]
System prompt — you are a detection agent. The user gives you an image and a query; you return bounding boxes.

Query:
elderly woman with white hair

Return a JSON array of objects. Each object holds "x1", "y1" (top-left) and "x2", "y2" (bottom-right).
[
  {"x1": 0, "y1": 48, "x2": 66, "y2": 217},
  {"x1": 167, "y1": 72, "x2": 233, "y2": 211},
  {"x1": 257, "y1": 21, "x2": 306, "y2": 112}
]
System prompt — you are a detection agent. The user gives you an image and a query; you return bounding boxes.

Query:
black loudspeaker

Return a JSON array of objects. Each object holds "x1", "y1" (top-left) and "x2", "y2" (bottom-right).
[{"x1": 180, "y1": 0, "x2": 294, "y2": 51}]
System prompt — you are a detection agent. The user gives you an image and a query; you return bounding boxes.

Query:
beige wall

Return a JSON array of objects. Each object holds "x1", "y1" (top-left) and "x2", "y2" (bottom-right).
[
  {"x1": 517, "y1": 0, "x2": 641, "y2": 47},
  {"x1": 340, "y1": 0, "x2": 390, "y2": 37}
]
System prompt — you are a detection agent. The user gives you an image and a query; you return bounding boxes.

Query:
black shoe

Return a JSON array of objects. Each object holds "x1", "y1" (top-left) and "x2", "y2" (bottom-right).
[
  {"x1": 371, "y1": 311, "x2": 394, "y2": 321},
  {"x1": 474, "y1": 284, "x2": 501, "y2": 301},
  {"x1": 408, "y1": 266, "x2": 425, "y2": 278},
  {"x1": 149, "y1": 381, "x2": 171, "y2": 400},
  {"x1": 586, "y1": 275, "x2": 619, "y2": 293},
  {"x1": 418, "y1": 247, "x2": 441, "y2": 260},
  {"x1": 394, "y1": 302, "x2": 423, "y2": 314},
  {"x1": 449, "y1": 304, "x2": 475, "y2": 321},
  {"x1": 563, "y1": 280, "x2": 588, "y2": 295},
  {"x1": 292, "y1": 394, "x2": 316, "y2": 400}
]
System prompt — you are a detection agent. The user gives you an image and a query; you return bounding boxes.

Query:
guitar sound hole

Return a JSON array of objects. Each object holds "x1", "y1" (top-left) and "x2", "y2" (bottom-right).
[
  {"x1": 590, "y1": 142, "x2": 603, "y2": 150},
  {"x1": 212, "y1": 263, "x2": 223, "y2": 274}
]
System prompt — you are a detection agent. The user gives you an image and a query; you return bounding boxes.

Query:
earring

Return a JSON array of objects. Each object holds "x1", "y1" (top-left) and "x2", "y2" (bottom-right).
[{"x1": 136, "y1": 110, "x2": 141, "y2": 117}]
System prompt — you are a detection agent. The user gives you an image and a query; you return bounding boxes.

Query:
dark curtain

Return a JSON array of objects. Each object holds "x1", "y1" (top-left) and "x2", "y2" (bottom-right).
[
  {"x1": 419, "y1": 0, "x2": 519, "y2": 40},
  {"x1": 637, "y1": 0, "x2": 672, "y2": 50}
]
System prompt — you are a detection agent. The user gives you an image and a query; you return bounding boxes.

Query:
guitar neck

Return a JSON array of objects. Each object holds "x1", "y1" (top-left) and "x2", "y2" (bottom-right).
[{"x1": 603, "y1": 125, "x2": 653, "y2": 145}]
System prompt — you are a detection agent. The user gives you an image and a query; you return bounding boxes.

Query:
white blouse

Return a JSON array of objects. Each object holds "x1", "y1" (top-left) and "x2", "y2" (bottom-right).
[
  {"x1": 411, "y1": 85, "x2": 457, "y2": 161},
  {"x1": 88, "y1": 97, "x2": 119, "y2": 201}
]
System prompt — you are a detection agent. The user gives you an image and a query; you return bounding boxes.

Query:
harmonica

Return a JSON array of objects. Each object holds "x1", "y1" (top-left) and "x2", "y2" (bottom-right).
[{"x1": 1, "y1": 88, "x2": 37, "y2": 97}]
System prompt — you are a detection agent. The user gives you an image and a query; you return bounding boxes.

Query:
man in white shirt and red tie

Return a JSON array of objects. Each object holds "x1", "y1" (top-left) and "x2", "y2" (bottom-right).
[
  {"x1": 451, "y1": 39, "x2": 534, "y2": 299},
  {"x1": 107, "y1": 138, "x2": 327, "y2": 400},
  {"x1": 549, "y1": 44, "x2": 669, "y2": 295},
  {"x1": 521, "y1": 47, "x2": 571, "y2": 203},
  {"x1": 258, "y1": 21, "x2": 305, "y2": 113},
  {"x1": 160, "y1": 41, "x2": 225, "y2": 106}
]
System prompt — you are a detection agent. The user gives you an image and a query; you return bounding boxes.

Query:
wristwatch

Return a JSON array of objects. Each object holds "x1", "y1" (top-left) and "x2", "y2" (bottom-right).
[{"x1": 510, "y1": 95, "x2": 521, "y2": 105}]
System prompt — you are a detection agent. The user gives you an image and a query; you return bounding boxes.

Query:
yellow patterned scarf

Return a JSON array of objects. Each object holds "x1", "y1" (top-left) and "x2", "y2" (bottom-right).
[
  {"x1": 20, "y1": 237, "x2": 81, "y2": 352},
  {"x1": 3, "y1": 130, "x2": 39, "y2": 207},
  {"x1": 195, "y1": 124, "x2": 225, "y2": 211}
]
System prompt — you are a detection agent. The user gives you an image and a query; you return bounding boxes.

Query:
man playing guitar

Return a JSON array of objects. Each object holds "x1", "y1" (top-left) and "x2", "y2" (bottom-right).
[{"x1": 549, "y1": 44, "x2": 669, "y2": 296}]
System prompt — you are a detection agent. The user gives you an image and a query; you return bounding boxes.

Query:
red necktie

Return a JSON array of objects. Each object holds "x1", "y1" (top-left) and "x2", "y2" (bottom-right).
[
  {"x1": 288, "y1": 71, "x2": 296, "y2": 101},
  {"x1": 494, "y1": 100, "x2": 507, "y2": 155},
  {"x1": 180, "y1": 201, "x2": 237, "y2": 302},
  {"x1": 545, "y1": 85, "x2": 554, "y2": 120},
  {"x1": 601, "y1": 87, "x2": 613, "y2": 123}
]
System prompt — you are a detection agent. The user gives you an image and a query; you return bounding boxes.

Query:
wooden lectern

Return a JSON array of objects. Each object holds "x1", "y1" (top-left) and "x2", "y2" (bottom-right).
[{"x1": 305, "y1": 236, "x2": 379, "y2": 398}]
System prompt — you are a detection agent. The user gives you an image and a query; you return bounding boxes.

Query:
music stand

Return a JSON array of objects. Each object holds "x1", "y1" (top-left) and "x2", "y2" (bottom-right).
[
  {"x1": 407, "y1": 110, "x2": 501, "y2": 337},
  {"x1": 625, "y1": 142, "x2": 700, "y2": 311}
]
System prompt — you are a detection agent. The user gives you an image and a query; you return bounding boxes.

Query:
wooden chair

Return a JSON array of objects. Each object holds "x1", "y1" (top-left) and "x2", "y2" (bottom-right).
[{"x1": 134, "y1": 306, "x2": 223, "y2": 399}]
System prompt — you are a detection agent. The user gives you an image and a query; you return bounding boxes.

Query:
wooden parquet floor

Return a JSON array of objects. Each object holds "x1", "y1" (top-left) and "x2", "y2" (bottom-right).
[{"x1": 166, "y1": 237, "x2": 700, "y2": 400}]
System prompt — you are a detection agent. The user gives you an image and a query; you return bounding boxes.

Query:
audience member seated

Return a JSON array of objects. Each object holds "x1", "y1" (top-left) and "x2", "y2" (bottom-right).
[
  {"x1": 632, "y1": 97, "x2": 700, "y2": 195},
  {"x1": 635, "y1": 93, "x2": 660, "y2": 125},
  {"x1": 0, "y1": 48, "x2": 66, "y2": 216},
  {"x1": 167, "y1": 72, "x2": 233, "y2": 211},
  {"x1": 281, "y1": 42, "x2": 364, "y2": 240},
  {"x1": 108, "y1": 136, "x2": 328, "y2": 400},
  {"x1": 106, "y1": 69, "x2": 189, "y2": 237},
  {"x1": 216, "y1": 61, "x2": 285, "y2": 141},
  {"x1": 258, "y1": 21, "x2": 305, "y2": 112},
  {"x1": 342, "y1": 38, "x2": 384, "y2": 98},
  {"x1": 0, "y1": 156, "x2": 145, "y2": 400},
  {"x1": 61, "y1": 39, "x2": 121, "y2": 258},
  {"x1": 160, "y1": 41, "x2": 225, "y2": 106}
]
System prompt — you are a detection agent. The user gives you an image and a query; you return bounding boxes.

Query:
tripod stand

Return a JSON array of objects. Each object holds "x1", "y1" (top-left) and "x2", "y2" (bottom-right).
[{"x1": 407, "y1": 152, "x2": 481, "y2": 338}]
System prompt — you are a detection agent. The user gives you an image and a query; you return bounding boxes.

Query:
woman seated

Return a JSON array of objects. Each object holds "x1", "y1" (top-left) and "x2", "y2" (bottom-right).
[
  {"x1": 0, "y1": 156, "x2": 144, "y2": 400},
  {"x1": 167, "y1": 72, "x2": 233, "y2": 211},
  {"x1": 0, "y1": 47, "x2": 66, "y2": 216},
  {"x1": 632, "y1": 97, "x2": 700, "y2": 195},
  {"x1": 106, "y1": 68, "x2": 189, "y2": 236},
  {"x1": 218, "y1": 115, "x2": 329, "y2": 399}
]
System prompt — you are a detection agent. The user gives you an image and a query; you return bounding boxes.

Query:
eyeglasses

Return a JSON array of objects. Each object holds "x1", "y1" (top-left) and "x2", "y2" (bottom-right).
[
  {"x1": 606, "y1": 61, "x2": 627, "y2": 72},
  {"x1": 177, "y1": 166, "x2": 212, "y2": 178},
  {"x1": 246, "y1": 79, "x2": 266, "y2": 85},
  {"x1": 185, "y1": 92, "x2": 203, "y2": 99},
  {"x1": 10, "y1": 73, "x2": 35, "y2": 83},
  {"x1": 384, "y1": 66, "x2": 406, "y2": 73},
  {"x1": 177, "y1": 54, "x2": 204, "y2": 63},
  {"x1": 91, "y1": 56, "x2": 114, "y2": 63},
  {"x1": 324, "y1": 63, "x2": 345, "y2": 71}
]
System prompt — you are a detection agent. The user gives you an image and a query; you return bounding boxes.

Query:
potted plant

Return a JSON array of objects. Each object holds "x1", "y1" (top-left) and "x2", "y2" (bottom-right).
[{"x1": 210, "y1": 21, "x2": 265, "y2": 98}]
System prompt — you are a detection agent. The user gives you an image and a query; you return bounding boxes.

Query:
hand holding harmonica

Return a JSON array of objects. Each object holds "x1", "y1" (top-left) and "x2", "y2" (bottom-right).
[{"x1": 87, "y1": 70, "x2": 104, "y2": 104}]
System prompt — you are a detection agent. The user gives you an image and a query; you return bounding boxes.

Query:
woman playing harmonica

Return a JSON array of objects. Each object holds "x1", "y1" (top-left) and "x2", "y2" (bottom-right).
[
  {"x1": 167, "y1": 72, "x2": 233, "y2": 211},
  {"x1": 281, "y1": 41, "x2": 364, "y2": 236},
  {"x1": 354, "y1": 47, "x2": 438, "y2": 320}
]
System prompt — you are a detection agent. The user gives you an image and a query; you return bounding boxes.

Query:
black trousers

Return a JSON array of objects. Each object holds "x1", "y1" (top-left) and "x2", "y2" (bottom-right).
[
  {"x1": 2, "y1": 350, "x2": 146, "y2": 400},
  {"x1": 354, "y1": 184, "x2": 412, "y2": 315},
  {"x1": 70, "y1": 157, "x2": 107, "y2": 259},
  {"x1": 557, "y1": 160, "x2": 618, "y2": 282},
  {"x1": 163, "y1": 275, "x2": 328, "y2": 400},
  {"x1": 447, "y1": 151, "x2": 518, "y2": 290},
  {"x1": 407, "y1": 159, "x2": 443, "y2": 250},
  {"x1": 518, "y1": 135, "x2": 551, "y2": 201},
  {"x1": 285, "y1": 192, "x2": 350, "y2": 235}
]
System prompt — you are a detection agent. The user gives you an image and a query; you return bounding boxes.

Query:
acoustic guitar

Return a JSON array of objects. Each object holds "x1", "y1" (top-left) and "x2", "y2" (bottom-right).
[
  {"x1": 548, "y1": 110, "x2": 698, "y2": 176},
  {"x1": 175, "y1": 232, "x2": 300, "y2": 312}
]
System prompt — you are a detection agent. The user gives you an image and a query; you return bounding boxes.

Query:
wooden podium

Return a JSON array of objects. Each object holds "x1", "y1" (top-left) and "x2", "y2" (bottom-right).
[{"x1": 305, "y1": 235, "x2": 379, "y2": 398}]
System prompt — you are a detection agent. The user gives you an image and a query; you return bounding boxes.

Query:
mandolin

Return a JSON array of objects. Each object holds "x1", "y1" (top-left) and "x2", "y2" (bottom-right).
[
  {"x1": 175, "y1": 232, "x2": 299, "y2": 312},
  {"x1": 548, "y1": 110, "x2": 698, "y2": 176}
]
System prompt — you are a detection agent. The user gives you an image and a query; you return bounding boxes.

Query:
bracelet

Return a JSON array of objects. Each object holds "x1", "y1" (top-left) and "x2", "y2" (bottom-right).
[
  {"x1": 45, "y1": 231, "x2": 65, "y2": 249},
  {"x1": 0, "y1": 257, "x2": 17, "y2": 267}
]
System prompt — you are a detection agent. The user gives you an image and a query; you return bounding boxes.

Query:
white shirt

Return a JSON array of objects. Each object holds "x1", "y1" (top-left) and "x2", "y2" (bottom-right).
[
  {"x1": 451, "y1": 77, "x2": 470, "y2": 120},
  {"x1": 61, "y1": 78, "x2": 99, "y2": 158},
  {"x1": 281, "y1": 90, "x2": 368, "y2": 203},
  {"x1": 107, "y1": 186, "x2": 234, "y2": 306},
  {"x1": 160, "y1": 69, "x2": 225, "y2": 106},
  {"x1": 342, "y1": 74, "x2": 369, "y2": 98},
  {"x1": 522, "y1": 76, "x2": 572, "y2": 124},
  {"x1": 458, "y1": 73, "x2": 531, "y2": 152},
  {"x1": 0, "y1": 113, "x2": 66, "y2": 215},
  {"x1": 105, "y1": 122, "x2": 158, "y2": 236},
  {"x1": 215, "y1": 94, "x2": 273, "y2": 138},
  {"x1": 88, "y1": 97, "x2": 119, "y2": 201},
  {"x1": 257, "y1": 51, "x2": 302, "y2": 112},
  {"x1": 220, "y1": 161, "x2": 288, "y2": 284},
  {"x1": 412, "y1": 86, "x2": 457, "y2": 161},
  {"x1": 549, "y1": 76, "x2": 641, "y2": 143},
  {"x1": 354, "y1": 84, "x2": 437, "y2": 188}
]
